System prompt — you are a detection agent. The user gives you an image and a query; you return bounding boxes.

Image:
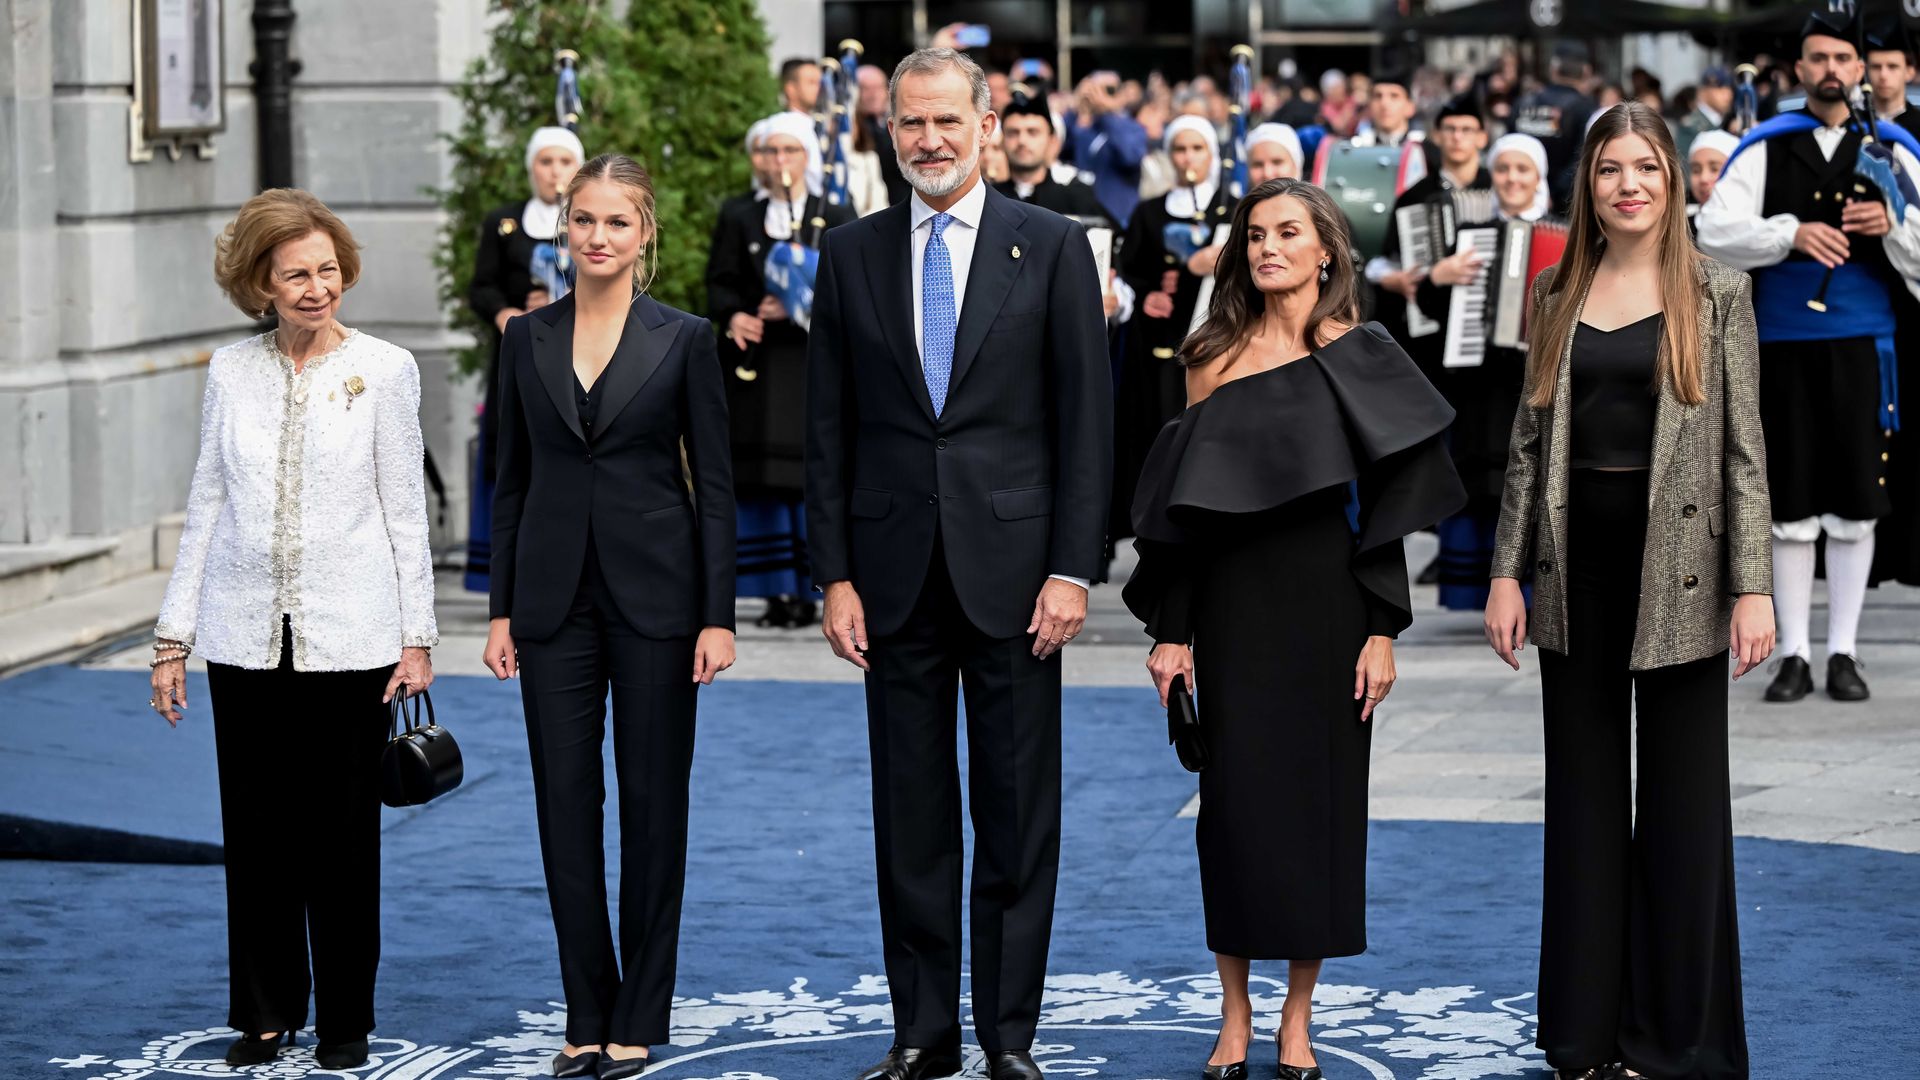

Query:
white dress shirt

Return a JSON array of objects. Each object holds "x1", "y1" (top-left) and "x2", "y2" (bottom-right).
[
  {"x1": 156, "y1": 330, "x2": 440, "y2": 670},
  {"x1": 907, "y1": 178, "x2": 1089, "y2": 592},
  {"x1": 1696, "y1": 121, "x2": 1920, "y2": 300}
]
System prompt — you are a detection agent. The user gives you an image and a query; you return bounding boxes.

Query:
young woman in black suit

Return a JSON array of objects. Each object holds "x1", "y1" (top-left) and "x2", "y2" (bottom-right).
[{"x1": 484, "y1": 154, "x2": 737, "y2": 1079}]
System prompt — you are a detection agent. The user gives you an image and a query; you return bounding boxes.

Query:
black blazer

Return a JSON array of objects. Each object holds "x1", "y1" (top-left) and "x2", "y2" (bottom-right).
[
  {"x1": 491, "y1": 293, "x2": 736, "y2": 641},
  {"x1": 805, "y1": 183, "x2": 1113, "y2": 639}
]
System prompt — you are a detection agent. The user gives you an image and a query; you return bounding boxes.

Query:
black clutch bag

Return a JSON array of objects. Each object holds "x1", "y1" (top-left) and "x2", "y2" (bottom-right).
[
  {"x1": 380, "y1": 689, "x2": 463, "y2": 808},
  {"x1": 1167, "y1": 674, "x2": 1208, "y2": 773}
]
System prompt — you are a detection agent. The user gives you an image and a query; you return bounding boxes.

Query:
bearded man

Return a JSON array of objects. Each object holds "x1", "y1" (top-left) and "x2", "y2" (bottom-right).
[{"x1": 804, "y1": 47, "x2": 1113, "y2": 1080}]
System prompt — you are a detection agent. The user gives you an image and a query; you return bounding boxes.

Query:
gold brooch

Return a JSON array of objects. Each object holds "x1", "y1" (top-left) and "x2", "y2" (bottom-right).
[
  {"x1": 499, "y1": 218, "x2": 517, "y2": 236},
  {"x1": 344, "y1": 375, "x2": 366, "y2": 410},
  {"x1": 1011, "y1": 245, "x2": 1022, "y2": 259}
]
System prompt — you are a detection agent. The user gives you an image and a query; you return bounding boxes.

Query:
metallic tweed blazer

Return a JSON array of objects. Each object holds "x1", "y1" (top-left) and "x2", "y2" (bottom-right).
[{"x1": 1490, "y1": 256, "x2": 1772, "y2": 671}]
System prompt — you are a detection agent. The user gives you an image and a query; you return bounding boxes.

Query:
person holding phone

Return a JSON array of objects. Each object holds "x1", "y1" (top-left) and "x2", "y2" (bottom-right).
[{"x1": 1066, "y1": 70, "x2": 1150, "y2": 225}]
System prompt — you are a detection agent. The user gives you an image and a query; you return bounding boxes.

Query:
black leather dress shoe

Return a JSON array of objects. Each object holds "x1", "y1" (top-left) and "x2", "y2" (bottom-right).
[
  {"x1": 314, "y1": 1039, "x2": 369, "y2": 1070},
  {"x1": 223, "y1": 1030, "x2": 291, "y2": 1066},
  {"x1": 1764, "y1": 655, "x2": 1814, "y2": 702},
  {"x1": 550, "y1": 1049, "x2": 601, "y2": 1077},
  {"x1": 988, "y1": 1050, "x2": 1044, "y2": 1080},
  {"x1": 853, "y1": 1045, "x2": 963, "y2": 1080},
  {"x1": 1827, "y1": 654, "x2": 1871, "y2": 701},
  {"x1": 598, "y1": 1052, "x2": 649, "y2": 1079}
]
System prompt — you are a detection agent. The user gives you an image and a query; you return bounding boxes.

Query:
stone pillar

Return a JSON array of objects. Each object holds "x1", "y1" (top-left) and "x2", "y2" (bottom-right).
[{"x1": 0, "y1": 0, "x2": 68, "y2": 541}]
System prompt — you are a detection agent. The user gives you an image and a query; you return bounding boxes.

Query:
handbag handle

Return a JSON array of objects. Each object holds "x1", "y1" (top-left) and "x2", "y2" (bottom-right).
[{"x1": 387, "y1": 686, "x2": 438, "y2": 737}]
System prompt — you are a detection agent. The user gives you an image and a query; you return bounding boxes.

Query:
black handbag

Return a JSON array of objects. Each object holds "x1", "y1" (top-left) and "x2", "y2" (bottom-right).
[
  {"x1": 379, "y1": 688, "x2": 463, "y2": 808},
  {"x1": 1167, "y1": 674, "x2": 1208, "y2": 773}
]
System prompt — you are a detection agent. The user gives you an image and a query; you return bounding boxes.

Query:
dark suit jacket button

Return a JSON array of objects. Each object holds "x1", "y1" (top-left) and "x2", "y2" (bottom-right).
[
  {"x1": 928, "y1": 494, "x2": 938, "y2": 504},
  {"x1": 583, "y1": 453, "x2": 593, "y2": 463},
  {"x1": 1538, "y1": 559, "x2": 1553, "y2": 573},
  {"x1": 936, "y1": 438, "x2": 948, "y2": 450},
  {"x1": 1683, "y1": 504, "x2": 1698, "y2": 518},
  {"x1": 1684, "y1": 574, "x2": 1699, "y2": 588}
]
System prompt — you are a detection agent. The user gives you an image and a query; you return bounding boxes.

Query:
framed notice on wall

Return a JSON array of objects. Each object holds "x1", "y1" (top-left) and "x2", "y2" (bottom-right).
[{"x1": 139, "y1": 0, "x2": 225, "y2": 141}]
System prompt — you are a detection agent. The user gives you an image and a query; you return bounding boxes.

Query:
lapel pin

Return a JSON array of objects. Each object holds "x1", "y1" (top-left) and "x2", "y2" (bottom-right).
[
  {"x1": 1011, "y1": 245, "x2": 1022, "y2": 259},
  {"x1": 344, "y1": 375, "x2": 366, "y2": 411}
]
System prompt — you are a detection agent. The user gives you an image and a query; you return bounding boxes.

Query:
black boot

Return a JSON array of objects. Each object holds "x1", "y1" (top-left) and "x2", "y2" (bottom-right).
[
  {"x1": 1827, "y1": 654, "x2": 1871, "y2": 701},
  {"x1": 1764, "y1": 655, "x2": 1814, "y2": 702}
]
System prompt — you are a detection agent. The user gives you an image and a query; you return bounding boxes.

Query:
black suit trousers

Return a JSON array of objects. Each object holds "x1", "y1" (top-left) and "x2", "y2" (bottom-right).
[
  {"x1": 206, "y1": 620, "x2": 389, "y2": 1042},
  {"x1": 863, "y1": 539, "x2": 1062, "y2": 1054},
  {"x1": 1536, "y1": 470, "x2": 1748, "y2": 1078},
  {"x1": 516, "y1": 546, "x2": 699, "y2": 1047}
]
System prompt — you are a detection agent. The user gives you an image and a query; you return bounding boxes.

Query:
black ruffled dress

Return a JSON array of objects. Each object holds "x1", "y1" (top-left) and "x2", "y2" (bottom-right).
[{"x1": 1123, "y1": 322, "x2": 1465, "y2": 959}]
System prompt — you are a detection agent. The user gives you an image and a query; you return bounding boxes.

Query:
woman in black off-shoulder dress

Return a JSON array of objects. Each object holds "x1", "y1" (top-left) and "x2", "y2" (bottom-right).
[{"x1": 1124, "y1": 179, "x2": 1464, "y2": 1080}]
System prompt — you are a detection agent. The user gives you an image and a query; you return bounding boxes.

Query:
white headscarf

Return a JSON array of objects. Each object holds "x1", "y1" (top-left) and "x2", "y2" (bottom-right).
[
  {"x1": 758, "y1": 111, "x2": 826, "y2": 239},
  {"x1": 1164, "y1": 114, "x2": 1221, "y2": 219},
  {"x1": 1489, "y1": 132, "x2": 1551, "y2": 222},
  {"x1": 1688, "y1": 128, "x2": 1740, "y2": 163},
  {"x1": 522, "y1": 126, "x2": 586, "y2": 239},
  {"x1": 1245, "y1": 123, "x2": 1304, "y2": 178},
  {"x1": 745, "y1": 118, "x2": 772, "y2": 199}
]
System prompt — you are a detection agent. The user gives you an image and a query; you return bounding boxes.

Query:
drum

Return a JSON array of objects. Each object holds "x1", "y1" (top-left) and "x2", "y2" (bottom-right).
[{"x1": 1312, "y1": 139, "x2": 1428, "y2": 261}]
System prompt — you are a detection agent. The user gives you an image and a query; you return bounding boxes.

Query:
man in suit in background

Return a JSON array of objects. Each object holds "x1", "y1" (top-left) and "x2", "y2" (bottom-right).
[{"x1": 806, "y1": 46, "x2": 1113, "y2": 1080}]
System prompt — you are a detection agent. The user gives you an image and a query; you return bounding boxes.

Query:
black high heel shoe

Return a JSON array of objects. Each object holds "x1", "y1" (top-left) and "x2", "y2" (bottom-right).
[
  {"x1": 598, "y1": 1050, "x2": 649, "y2": 1079},
  {"x1": 550, "y1": 1048, "x2": 601, "y2": 1078},
  {"x1": 223, "y1": 1030, "x2": 292, "y2": 1066},
  {"x1": 1202, "y1": 1030, "x2": 1249, "y2": 1080},
  {"x1": 1276, "y1": 1034, "x2": 1321, "y2": 1080}
]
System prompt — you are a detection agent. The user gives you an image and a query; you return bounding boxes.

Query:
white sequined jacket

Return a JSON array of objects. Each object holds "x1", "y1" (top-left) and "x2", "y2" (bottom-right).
[{"x1": 156, "y1": 330, "x2": 440, "y2": 670}]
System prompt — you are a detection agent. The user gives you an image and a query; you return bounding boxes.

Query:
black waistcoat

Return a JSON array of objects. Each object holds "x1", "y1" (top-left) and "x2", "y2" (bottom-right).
[{"x1": 1762, "y1": 127, "x2": 1892, "y2": 274}]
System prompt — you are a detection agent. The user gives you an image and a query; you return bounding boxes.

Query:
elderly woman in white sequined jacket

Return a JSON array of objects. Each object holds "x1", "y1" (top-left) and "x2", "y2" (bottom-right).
[{"x1": 148, "y1": 188, "x2": 438, "y2": 1073}]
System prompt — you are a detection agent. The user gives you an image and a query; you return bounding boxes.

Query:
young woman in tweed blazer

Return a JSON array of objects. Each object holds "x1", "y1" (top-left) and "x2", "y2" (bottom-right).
[{"x1": 1483, "y1": 103, "x2": 1774, "y2": 1080}]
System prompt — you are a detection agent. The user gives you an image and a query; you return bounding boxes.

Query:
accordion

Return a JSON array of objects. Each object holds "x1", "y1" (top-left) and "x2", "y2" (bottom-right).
[{"x1": 1442, "y1": 211, "x2": 1568, "y2": 369}]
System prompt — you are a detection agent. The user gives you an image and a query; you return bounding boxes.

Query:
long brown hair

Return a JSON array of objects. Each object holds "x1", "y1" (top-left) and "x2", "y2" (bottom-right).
[
  {"x1": 1526, "y1": 101, "x2": 1703, "y2": 407},
  {"x1": 1180, "y1": 178, "x2": 1362, "y2": 368},
  {"x1": 562, "y1": 154, "x2": 660, "y2": 293}
]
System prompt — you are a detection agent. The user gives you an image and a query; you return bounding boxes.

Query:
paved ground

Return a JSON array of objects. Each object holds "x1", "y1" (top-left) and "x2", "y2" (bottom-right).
[{"x1": 78, "y1": 534, "x2": 1920, "y2": 854}]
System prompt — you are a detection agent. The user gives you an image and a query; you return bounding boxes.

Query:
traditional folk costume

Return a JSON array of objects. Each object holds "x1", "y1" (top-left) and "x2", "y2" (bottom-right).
[
  {"x1": 1413, "y1": 133, "x2": 1558, "y2": 610},
  {"x1": 1111, "y1": 115, "x2": 1237, "y2": 540},
  {"x1": 465, "y1": 126, "x2": 585, "y2": 592},
  {"x1": 706, "y1": 112, "x2": 856, "y2": 626},
  {"x1": 1697, "y1": 9, "x2": 1920, "y2": 701}
]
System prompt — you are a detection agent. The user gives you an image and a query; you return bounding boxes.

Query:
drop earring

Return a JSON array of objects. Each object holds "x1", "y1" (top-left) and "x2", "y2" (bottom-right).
[{"x1": 1319, "y1": 261, "x2": 1330, "y2": 283}]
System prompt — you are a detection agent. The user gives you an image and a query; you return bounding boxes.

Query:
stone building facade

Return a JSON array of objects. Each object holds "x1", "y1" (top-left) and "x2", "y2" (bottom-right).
[{"x1": 0, "y1": 0, "x2": 821, "y2": 612}]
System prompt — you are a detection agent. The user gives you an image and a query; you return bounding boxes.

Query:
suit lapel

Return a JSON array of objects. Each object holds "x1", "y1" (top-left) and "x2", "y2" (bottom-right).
[
  {"x1": 1545, "y1": 278, "x2": 1589, "y2": 563},
  {"x1": 595, "y1": 295, "x2": 683, "y2": 437},
  {"x1": 948, "y1": 187, "x2": 1029, "y2": 395},
  {"x1": 862, "y1": 206, "x2": 938, "y2": 423},
  {"x1": 530, "y1": 301, "x2": 584, "y2": 444},
  {"x1": 1646, "y1": 268, "x2": 1713, "y2": 503}
]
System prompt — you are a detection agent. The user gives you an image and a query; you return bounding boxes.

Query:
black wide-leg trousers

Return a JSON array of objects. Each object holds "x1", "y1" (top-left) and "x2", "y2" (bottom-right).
[
  {"x1": 863, "y1": 547, "x2": 1062, "y2": 1054},
  {"x1": 515, "y1": 549, "x2": 698, "y2": 1047},
  {"x1": 1536, "y1": 469, "x2": 1749, "y2": 1079},
  {"x1": 206, "y1": 622, "x2": 390, "y2": 1043}
]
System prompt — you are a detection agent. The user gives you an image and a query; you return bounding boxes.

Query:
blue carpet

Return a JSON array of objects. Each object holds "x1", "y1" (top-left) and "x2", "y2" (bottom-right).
[{"x1": 2, "y1": 667, "x2": 1917, "y2": 1078}]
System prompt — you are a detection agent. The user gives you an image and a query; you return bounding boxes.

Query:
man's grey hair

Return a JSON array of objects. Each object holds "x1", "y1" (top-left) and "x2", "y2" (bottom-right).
[{"x1": 887, "y1": 48, "x2": 991, "y2": 121}]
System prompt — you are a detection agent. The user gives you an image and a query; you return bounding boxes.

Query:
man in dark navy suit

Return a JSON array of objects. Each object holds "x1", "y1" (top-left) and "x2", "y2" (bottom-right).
[{"x1": 805, "y1": 47, "x2": 1113, "y2": 1080}]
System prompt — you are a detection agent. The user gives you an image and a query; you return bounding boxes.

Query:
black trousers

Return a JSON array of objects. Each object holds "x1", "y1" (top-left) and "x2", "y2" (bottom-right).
[
  {"x1": 516, "y1": 546, "x2": 698, "y2": 1047},
  {"x1": 205, "y1": 620, "x2": 390, "y2": 1042},
  {"x1": 1536, "y1": 470, "x2": 1748, "y2": 1079},
  {"x1": 863, "y1": 543, "x2": 1062, "y2": 1054}
]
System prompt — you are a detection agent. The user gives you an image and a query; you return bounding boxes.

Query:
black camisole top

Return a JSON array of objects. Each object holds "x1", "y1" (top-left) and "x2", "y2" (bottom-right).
[{"x1": 1569, "y1": 313, "x2": 1661, "y2": 470}]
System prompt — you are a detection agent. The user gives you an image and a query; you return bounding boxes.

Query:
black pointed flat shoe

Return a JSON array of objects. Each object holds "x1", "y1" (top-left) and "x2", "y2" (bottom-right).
[
  {"x1": 598, "y1": 1052, "x2": 649, "y2": 1079},
  {"x1": 224, "y1": 1030, "x2": 292, "y2": 1066},
  {"x1": 1827, "y1": 653, "x2": 1871, "y2": 701},
  {"x1": 1764, "y1": 654, "x2": 1814, "y2": 702},
  {"x1": 551, "y1": 1048, "x2": 601, "y2": 1077},
  {"x1": 314, "y1": 1039, "x2": 369, "y2": 1070}
]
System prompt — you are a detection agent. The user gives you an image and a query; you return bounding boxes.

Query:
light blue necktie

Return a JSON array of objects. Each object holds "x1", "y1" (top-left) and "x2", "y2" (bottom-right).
[{"x1": 922, "y1": 212, "x2": 956, "y2": 417}]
